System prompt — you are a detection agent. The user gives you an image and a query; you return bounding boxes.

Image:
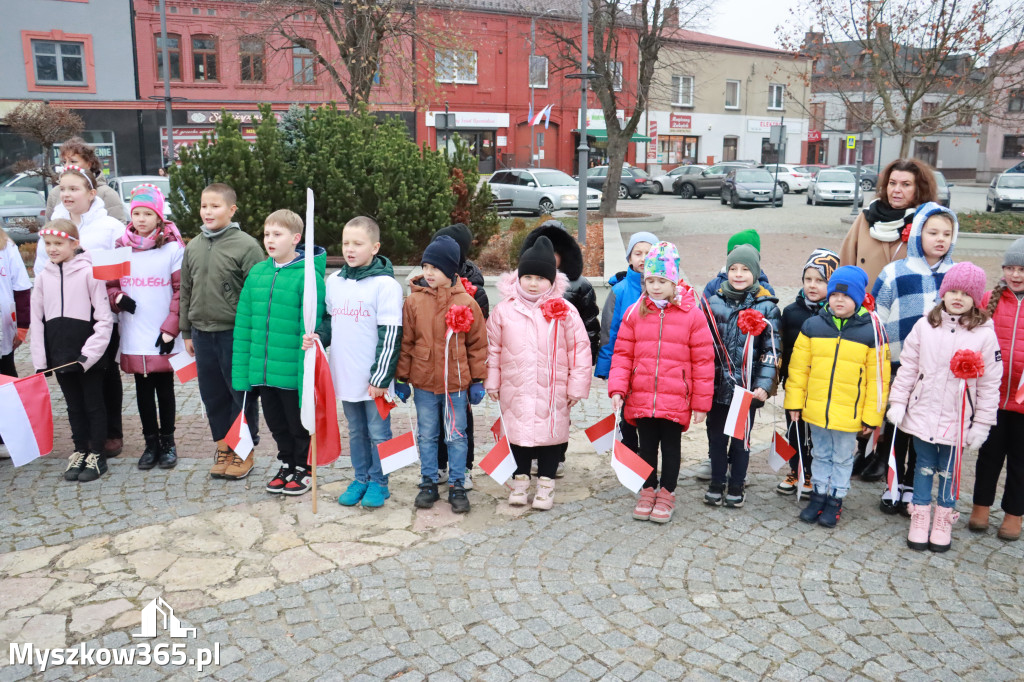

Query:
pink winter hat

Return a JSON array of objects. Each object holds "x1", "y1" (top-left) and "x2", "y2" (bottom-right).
[
  {"x1": 939, "y1": 261, "x2": 987, "y2": 304},
  {"x1": 129, "y1": 184, "x2": 165, "y2": 218}
]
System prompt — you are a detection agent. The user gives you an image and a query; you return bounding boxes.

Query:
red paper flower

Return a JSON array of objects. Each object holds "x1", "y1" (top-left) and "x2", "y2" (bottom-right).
[
  {"x1": 863, "y1": 292, "x2": 876, "y2": 312},
  {"x1": 737, "y1": 309, "x2": 767, "y2": 336},
  {"x1": 460, "y1": 276, "x2": 478, "y2": 297},
  {"x1": 900, "y1": 225, "x2": 912, "y2": 243},
  {"x1": 541, "y1": 298, "x2": 571, "y2": 322},
  {"x1": 950, "y1": 349, "x2": 984, "y2": 380},
  {"x1": 445, "y1": 305, "x2": 474, "y2": 334}
]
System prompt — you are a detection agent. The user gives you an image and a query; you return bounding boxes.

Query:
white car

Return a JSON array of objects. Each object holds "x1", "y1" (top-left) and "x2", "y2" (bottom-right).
[
  {"x1": 806, "y1": 169, "x2": 862, "y2": 206},
  {"x1": 761, "y1": 164, "x2": 812, "y2": 194},
  {"x1": 488, "y1": 169, "x2": 601, "y2": 215},
  {"x1": 650, "y1": 165, "x2": 706, "y2": 194},
  {"x1": 986, "y1": 173, "x2": 1024, "y2": 212},
  {"x1": 108, "y1": 175, "x2": 174, "y2": 219}
]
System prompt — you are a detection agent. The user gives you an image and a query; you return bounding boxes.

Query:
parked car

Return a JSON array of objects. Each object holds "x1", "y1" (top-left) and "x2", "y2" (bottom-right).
[
  {"x1": 651, "y1": 165, "x2": 706, "y2": 194},
  {"x1": 932, "y1": 170, "x2": 953, "y2": 208},
  {"x1": 108, "y1": 175, "x2": 174, "y2": 219},
  {"x1": 835, "y1": 165, "x2": 879, "y2": 191},
  {"x1": 986, "y1": 173, "x2": 1024, "y2": 212},
  {"x1": 585, "y1": 166, "x2": 654, "y2": 199},
  {"x1": 1006, "y1": 160, "x2": 1024, "y2": 173},
  {"x1": 0, "y1": 188, "x2": 47, "y2": 245},
  {"x1": 674, "y1": 162, "x2": 752, "y2": 199},
  {"x1": 806, "y1": 169, "x2": 861, "y2": 206},
  {"x1": 800, "y1": 164, "x2": 831, "y2": 178},
  {"x1": 760, "y1": 164, "x2": 813, "y2": 194},
  {"x1": 1, "y1": 170, "x2": 57, "y2": 198},
  {"x1": 489, "y1": 169, "x2": 601, "y2": 215},
  {"x1": 720, "y1": 168, "x2": 783, "y2": 208}
]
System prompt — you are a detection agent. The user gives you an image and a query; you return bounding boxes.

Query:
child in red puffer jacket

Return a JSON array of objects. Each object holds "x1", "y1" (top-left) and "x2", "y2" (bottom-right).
[{"x1": 609, "y1": 242, "x2": 715, "y2": 523}]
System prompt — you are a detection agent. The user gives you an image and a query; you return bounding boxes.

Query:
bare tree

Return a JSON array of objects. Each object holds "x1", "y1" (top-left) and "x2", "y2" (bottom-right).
[
  {"x1": 5, "y1": 101, "x2": 84, "y2": 187},
  {"x1": 544, "y1": 0, "x2": 710, "y2": 215},
  {"x1": 781, "y1": 0, "x2": 1024, "y2": 157}
]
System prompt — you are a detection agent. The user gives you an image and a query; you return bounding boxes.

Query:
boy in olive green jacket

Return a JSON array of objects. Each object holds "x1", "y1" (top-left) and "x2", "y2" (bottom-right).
[
  {"x1": 179, "y1": 183, "x2": 264, "y2": 480},
  {"x1": 232, "y1": 209, "x2": 326, "y2": 496}
]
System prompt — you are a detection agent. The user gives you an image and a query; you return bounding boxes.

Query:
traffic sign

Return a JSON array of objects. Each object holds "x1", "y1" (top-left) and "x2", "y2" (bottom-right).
[{"x1": 846, "y1": 135, "x2": 857, "y2": 149}]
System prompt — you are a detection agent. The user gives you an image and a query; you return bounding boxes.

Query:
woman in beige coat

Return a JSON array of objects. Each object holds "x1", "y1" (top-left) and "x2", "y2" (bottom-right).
[{"x1": 45, "y1": 137, "x2": 125, "y2": 223}]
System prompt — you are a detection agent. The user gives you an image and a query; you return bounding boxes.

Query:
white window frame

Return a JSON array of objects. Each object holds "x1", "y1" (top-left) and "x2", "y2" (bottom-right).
[
  {"x1": 32, "y1": 40, "x2": 86, "y2": 86},
  {"x1": 768, "y1": 83, "x2": 785, "y2": 110},
  {"x1": 529, "y1": 55, "x2": 548, "y2": 88},
  {"x1": 671, "y1": 75, "x2": 694, "y2": 107},
  {"x1": 436, "y1": 49, "x2": 478, "y2": 84},
  {"x1": 611, "y1": 61, "x2": 623, "y2": 92},
  {"x1": 725, "y1": 79, "x2": 741, "y2": 109}
]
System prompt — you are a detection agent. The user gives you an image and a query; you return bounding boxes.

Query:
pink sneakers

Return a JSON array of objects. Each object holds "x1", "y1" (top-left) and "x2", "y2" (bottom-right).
[
  {"x1": 929, "y1": 506, "x2": 959, "y2": 553},
  {"x1": 508, "y1": 475, "x2": 530, "y2": 506},
  {"x1": 633, "y1": 488, "x2": 657, "y2": 520},
  {"x1": 649, "y1": 488, "x2": 676, "y2": 524},
  {"x1": 532, "y1": 477, "x2": 555, "y2": 510},
  {"x1": 907, "y1": 503, "x2": 931, "y2": 551}
]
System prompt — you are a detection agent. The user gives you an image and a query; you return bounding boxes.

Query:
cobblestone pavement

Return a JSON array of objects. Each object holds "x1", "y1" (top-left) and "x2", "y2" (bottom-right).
[{"x1": 2, "y1": 214, "x2": 1021, "y2": 680}]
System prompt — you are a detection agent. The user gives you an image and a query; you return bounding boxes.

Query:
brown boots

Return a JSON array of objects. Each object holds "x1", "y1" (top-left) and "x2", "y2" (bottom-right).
[
  {"x1": 968, "y1": 505, "x2": 1021, "y2": 541},
  {"x1": 210, "y1": 440, "x2": 231, "y2": 478},
  {"x1": 968, "y1": 505, "x2": 990, "y2": 531}
]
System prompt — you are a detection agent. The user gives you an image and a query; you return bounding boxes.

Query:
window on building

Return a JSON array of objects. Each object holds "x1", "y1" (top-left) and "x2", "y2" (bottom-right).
[
  {"x1": 671, "y1": 75, "x2": 694, "y2": 107},
  {"x1": 436, "y1": 49, "x2": 477, "y2": 84},
  {"x1": 529, "y1": 55, "x2": 548, "y2": 88},
  {"x1": 611, "y1": 62, "x2": 623, "y2": 92},
  {"x1": 32, "y1": 40, "x2": 85, "y2": 86},
  {"x1": 1002, "y1": 135, "x2": 1024, "y2": 159},
  {"x1": 155, "y1": 34, "x2": 181, "y2": 81},
  {"x1": 723, "y1": 136, "x2": 738, "y2": 161},
  {"x1": 192, "y1": 35, "x2": 218, "y2": 81},
  {"x1": 810, "y1": 102, "x2": 826, "y2": 130},
  {"x1": 373, "y1": 69, "x2": 383, "y2": 86},
  {"x1": 293, "y1": 44, "x2": 315, "y2": 84},
  {"x1": 1008, "y1": 90, "x2": 1024, "y2": 113},
  {"x1": 240, "y1": 37, "x2": 265, "y2": 83},
  {"x1": 920, "y1": 101, "x2": 939, "y2": 132},
  {"x1": 725, "y1": 79, "x2": 740, "y2": 109},
  {"x1": 768, "y1": 83, "x2": 785, "y2": 110},
  {"x1": 955, "y1": 108, "x2": 973, "y2": 126},
  {"x1": 845, "y1": 101, "x2": 872, "y2": 131}
]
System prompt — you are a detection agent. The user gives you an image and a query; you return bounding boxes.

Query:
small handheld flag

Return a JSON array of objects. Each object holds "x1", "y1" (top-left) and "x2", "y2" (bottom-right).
[
  {"x1": 768, "y1": 431, "x2": 796, "y2": 472},
  {"x1": 724, "y1": 387, "x2": 755, "y2": 442},
  {"x1": 611, "y1": 440, "x2": 653, "y2": 493},
  {"x1": 585, "y1": 414, "x2": 616, "y2": 454},
  {"x1": 169, "y1": 352, "x2": 197, "y2": 384},
  {"x1": 0, "y1": 374, "x2": 53, "y2": 467},
  {"x1": 886, "y1": 434, "x2": 899, "y2": 505},
  {"x1": 92, "y1": 246, "x2": 131, "y2": 281},
  {"x1": 489, "y1": 416, "x2": 504, "y2": 443},
  {"x1": 375, "y1": 394, "x2": 395, "y2": 420},
  {"x1": 225, "y1": 404, "x2": 254, "y2": 460},
  {"x1": 479, "y1": 436, "x2": 516, "y2": 485},
  {"x1": 378, "y1": 431, "x2": 418, "y2": 475}
]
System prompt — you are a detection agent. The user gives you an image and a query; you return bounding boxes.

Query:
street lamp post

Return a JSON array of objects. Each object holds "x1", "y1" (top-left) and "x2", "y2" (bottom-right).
[
  {"x1": 158, "y1": 0, "x2": 174, "y2": 166},
  {"x1": 529, "y1": 9, "x2": 559, "y2": 168},
  {"x1": 564, "y1": 0, "x2": 596, "y2": 245}
]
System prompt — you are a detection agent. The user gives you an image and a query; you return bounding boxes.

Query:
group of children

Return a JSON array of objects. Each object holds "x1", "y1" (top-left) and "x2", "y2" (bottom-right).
[{"x1": 15, "y1": 172, "x2": 1024, "y2": 551}]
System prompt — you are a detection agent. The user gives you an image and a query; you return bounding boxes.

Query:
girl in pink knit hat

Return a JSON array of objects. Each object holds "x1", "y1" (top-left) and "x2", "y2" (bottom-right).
[{"x1": 886, "y1": 261, "x2": 1002, "y2": 553}]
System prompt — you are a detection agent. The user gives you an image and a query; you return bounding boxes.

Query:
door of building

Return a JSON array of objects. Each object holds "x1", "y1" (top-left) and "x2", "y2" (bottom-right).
[
  {"x1": 913, "y1": 141, "x2": 938, "y2": 168},
  {"x1": 722, "y1": 136, "x2": 738, "y2": 161}
]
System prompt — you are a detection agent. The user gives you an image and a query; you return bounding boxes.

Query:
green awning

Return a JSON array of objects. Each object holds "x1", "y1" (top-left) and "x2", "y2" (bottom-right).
[{"x1": 574, "y1": 129, "x2": 652, "y2": 143}]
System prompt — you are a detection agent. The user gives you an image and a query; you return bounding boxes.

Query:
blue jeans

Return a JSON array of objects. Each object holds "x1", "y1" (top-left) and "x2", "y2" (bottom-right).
[
  {"x1": 912, "y1": 437, "x2": 957, "y2": 508},
  {"x1": 807, "y1": 425, "x2": 857, "y2": 498},
  {"x1": 414, "y1": 388, "x2": 468, "y2": 486},
  {"x1": 341, "y1": 400, "x2": 392, "y2": 485}
]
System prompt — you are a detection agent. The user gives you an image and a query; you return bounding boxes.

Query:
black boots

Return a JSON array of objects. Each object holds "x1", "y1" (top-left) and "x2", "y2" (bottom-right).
[
  {"x1": 799, "y1": 491, "x2": 827, "y2": 523},
  {"x1": 414, "y1": 480, "x2": 440, "y2": 508},
  {"x1": 139, "y1": 434, "x2": 177, "y2": 470},
  {"x1": 158, "y1": 434, "x2": 178, "y2": 469},
  {"x1": 138, "y1": 434, "x2": 160, "y2": 470}
]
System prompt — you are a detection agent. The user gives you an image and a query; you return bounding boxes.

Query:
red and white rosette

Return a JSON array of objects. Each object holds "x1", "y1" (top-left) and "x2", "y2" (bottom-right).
[
  {"x1": 540, "y1": 298, "x2": 571, "y2": 436},
  {"x1": 949, "y1": 349, "x2": 985, "y2": 500},
  {"x1": 442, "y1": 305, "x2": 474, "y2": 439},
  {"x1": 737, "y1": 309, "x2": 768, "y2": 389}
]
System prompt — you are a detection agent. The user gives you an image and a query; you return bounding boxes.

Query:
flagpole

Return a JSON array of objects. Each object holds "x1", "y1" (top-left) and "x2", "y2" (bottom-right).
[
  {"x1": 311, "y1": 430, "x2": 318, "y2": 514},
  {"x1": 301, "y1": 187, "x2": 319, "y2": 514}
]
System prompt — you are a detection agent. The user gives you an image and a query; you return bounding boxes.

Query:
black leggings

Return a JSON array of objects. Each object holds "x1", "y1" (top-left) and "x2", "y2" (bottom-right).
[
  {"x1": 636, "y1": 418, "x2": 683, "y2": 492},
  {"x1": 134, "y1": 372, "x2": 176, "y2": 436},
  {"x1": 103, "y1": 329, "x2": 123, "y2": 440},
  {"x1": 974, "y1": 410, "x2": 1024, "y2": 516},
  {"x1": 511, "y1": 442, "x2": 567, "y2": 479},
  {"x1": 56, "y1": 367, "x2": 107, "y2": 453}
]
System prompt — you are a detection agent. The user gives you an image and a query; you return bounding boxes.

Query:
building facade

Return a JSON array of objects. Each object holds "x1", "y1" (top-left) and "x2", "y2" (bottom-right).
[{"x1": 977, "y1": 46, "x2": 1024, "y2": 182}]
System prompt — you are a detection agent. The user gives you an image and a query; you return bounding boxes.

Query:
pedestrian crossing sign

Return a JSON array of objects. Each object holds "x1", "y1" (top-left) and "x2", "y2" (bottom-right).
[{"x1": 846, "y1": 135, "x2": 857, "y2": 149}]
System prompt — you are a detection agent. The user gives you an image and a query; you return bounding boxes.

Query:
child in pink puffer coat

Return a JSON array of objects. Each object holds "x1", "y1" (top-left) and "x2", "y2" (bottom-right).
[
  {"x1": 887, "y1": 262, "x2": 1002, "y2": 553},
  {"x1": 485, "y1": 236, "x2": 592, "y2": 510},
  {"x1": 609, "y1": 242, "x2": 715, "y2": 524}
]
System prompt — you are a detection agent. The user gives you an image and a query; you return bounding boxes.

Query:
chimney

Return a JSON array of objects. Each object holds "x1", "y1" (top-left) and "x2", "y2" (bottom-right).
[
  {"x1": 631, "y1": 4, "x2": 644, "y2": 20},
  {"x1": 803, "y1": 31, "x2": 824, "y2": 52},
  {"x1": 663, "y1": 7, "x2": 678, "y2": 27},
  {"x1": 873, "y1": 23, "x2": 891, "y2": 45}
]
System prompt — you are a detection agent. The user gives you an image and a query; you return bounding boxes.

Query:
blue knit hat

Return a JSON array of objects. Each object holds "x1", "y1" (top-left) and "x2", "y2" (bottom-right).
[
  {"x1": 627, "y1": 231, "x2": 658, "y2": 263},
  {"x1": 422, "y1": 235, "x2": 460, "y2": 280},
  {"x1": 827, "y1": 265, "x2": 868, "y2": 308}
]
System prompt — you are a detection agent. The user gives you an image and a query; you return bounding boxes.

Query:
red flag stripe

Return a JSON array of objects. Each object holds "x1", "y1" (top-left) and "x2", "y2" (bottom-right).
[{"x1": 309, "y1": 343, "x2": 342, "y2": 466}]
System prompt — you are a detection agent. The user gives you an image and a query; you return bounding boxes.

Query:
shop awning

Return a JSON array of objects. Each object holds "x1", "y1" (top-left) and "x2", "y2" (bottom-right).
[{"x1": 574, "y1": 129, "x2": 652, "y2": 143}]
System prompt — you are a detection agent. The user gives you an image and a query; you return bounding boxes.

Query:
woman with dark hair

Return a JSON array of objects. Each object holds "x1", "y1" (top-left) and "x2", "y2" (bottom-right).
[
  {"x1": 45, "y1": 137, "x2": 126, "y2": 223},
  {"x1": 839, "y1": 158, "x2": 938, "y2": 289}
]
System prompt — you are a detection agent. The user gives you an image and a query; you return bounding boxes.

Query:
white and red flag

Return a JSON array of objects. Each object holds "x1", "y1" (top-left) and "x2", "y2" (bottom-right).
[
  {"x1": 0, "y1": 373, "x2": 53, "y2": 467},
  {"x1": 479, "y1": 435, "x2": 516, "y2": 485},
  {"x1": 768, "y1": 431, "x2": 796, "y2": 472},
  {"x1": 303, "y1": 339, "x2": 342, "y2": 467},
  {"x1": 724, "y1": 387, "x2": 755, "y2": 442},
  {"x1": 378, "y1": 431, "x2": 418, "y2": 475},
  {"x1": 796, "y1": 446, "x2": 806, "y2": 501},
  {"x1": 92, "y1": 246, "x2": 131, "y2": 280},
  {"x1": 585, "y1": 414, "x2": 616, "y2": 454},
  {"x1": 489, "y1": 416, "x2": 504, "y2": 443},
  {"x1": 530, "y1": 104, "x2": 553, "y2": 126},
  {"x1": 375, "y1": 394, "x2": 396, "y2": 420},
  {"x1": 611, "y1": 440, "x2": 653, "y2": 493},
  {"x1": 886, "y1": 440, "x2": 899, "y2": 505},
  {"x1": 169, "y1": 352, "x2": 197, "y2": 383},
  {"x1": 225, "y1": 399, "x2": 254, "y2": 460}
]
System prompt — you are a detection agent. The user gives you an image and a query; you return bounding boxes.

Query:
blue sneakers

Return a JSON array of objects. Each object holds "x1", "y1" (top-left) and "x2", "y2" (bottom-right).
[
  {"x1": 361, "y1": 481, "x2": 391, "y2": 508},
  {"x1": 338, "y1": 480, "x2": 369, "y2": 506}
]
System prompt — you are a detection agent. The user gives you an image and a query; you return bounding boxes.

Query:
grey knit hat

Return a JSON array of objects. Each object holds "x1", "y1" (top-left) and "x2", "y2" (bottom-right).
[
  {"x1": 1004, "y1": 237, "x2": 1024, "y2": 268},
  {"x1": 726, "y1": 244, "x2": 761, "y2": 282}
]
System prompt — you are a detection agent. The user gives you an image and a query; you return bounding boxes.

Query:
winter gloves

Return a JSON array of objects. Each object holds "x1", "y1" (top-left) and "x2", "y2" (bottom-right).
[
  {"x1": 394, "y1": 381, "x2": 411, "y2": 403},
  {"x1": 967, "y1": 425, "x2": 990, "y2": 450},
  {"x1": 469, "y1": 382, "x2": 485, "y2": 405},
  {"x1": 117, "y1": 295, "x2": 137, "y2": 314},
  {"x1": 886, "y1": 403, "x2": 906, "y2": 426},
  {"x1": 155, "y1": 333, "x2": 175, "y2": 355}
]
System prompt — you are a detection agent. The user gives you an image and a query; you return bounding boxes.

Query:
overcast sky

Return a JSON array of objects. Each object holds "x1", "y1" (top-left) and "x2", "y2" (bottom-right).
[{"x1": 702, "y1": 0, "x2": 805, "y2": 49}]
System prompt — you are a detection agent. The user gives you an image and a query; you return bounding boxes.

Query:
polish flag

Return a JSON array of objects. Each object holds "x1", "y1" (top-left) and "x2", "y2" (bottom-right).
[
  {"x1": 611, "y1": 440, "x2": 653, "y2": 493},
  {"x1": 378, "y1": 431, "x2": 417, "y2": 475},
  {"x1": 225, "y1": 407, "x2": 254, "y2": 460},
  {"x1": 796, "y1": 448, "x2": 806, "y2": 501},
  {"x1": 886, "y1": 441, "x2": 899, "y2": 505},
  {"x1": 169, "y1": 352, "x2": 197, "y2": 383},
  {"x1": 302, "y1": 340, "x2": 343, "y2": 467},
  {"x1": 489, "y1": 416, "x2": 504, "y2": 443},
  {"x1": 0, "y1": 373, "x2": 53, "y2": 467},
  {"x1": 530, "y1": 104, "x2": 553, "y2": 126},
  {"x1": 92, "y1": 246, "x2": 131, "y2": 281},
  {"x1": 375, "y1": 394, "x2": 395, "y2": 420},
  {"x1": 585, "y1": 414, "x2": 617, "y2": 454},
  {"x1": 768, "y1": 431, "x2": 796, "y2": 472},
  {"x1": 479, "y1": 436, "x2": 516, "y2": 485},
  {"x1": 723, "y1": 387, "x2": 755, "y2": 441}
]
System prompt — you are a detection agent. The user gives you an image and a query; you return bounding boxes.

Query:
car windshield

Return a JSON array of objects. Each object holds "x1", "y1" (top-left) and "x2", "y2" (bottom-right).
[
  {"x1": 998, "y1": 175, "x2": 1024, "y2": 189},
  {"x1": 932, "y1": 171, "x2": 947, "y2": 187},
  {"x1": 120, "y1": 178, "x2": 171, "y2": 199},
  {"x1": 793, "y1": 166, "x2": 813, "y2": 174},
  {"x1": 0, "y1": 190, "x2": 44, "y2": 208},
  {"x1": 736, "y1": 170, "x2": 774, "y2": 183},
  {"x1": 817, "y1": 171, "x2": 855, "y2": 183},
  {"x1": 532, "y1": 171, "x2": 577, "y2": 187}
]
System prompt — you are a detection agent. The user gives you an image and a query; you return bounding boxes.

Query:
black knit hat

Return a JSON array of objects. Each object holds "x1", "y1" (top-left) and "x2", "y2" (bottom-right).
[
  {"x1": 518, "y1": 235, "x2": 557, "y2": 283},
  {"x1": 433, "y1": 223, "x2": 472, "y2": 265},
  {"x1": 422, "y1": 235, "x2": 461, "y2": 280}
]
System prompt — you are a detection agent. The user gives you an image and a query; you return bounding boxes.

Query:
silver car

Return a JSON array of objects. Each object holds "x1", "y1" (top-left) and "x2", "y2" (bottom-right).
[
  {"x1": 987, "y1": 173, "x2": 1024, "y2": 212},
  {"x1": 807, "y1": 170, "x2": 861, "y2": 206},
  {"x1": 932, "y1": 170, "x2": 953, "y2": 208},
  {"x1": 0, "y1": 188, "x2": 47, "y2": 244},
  {"x1": 651, "y1": 165, "x2": 706, "y2": 194},
  {"x1": 108, "y1": 175, "x2": 174, "y2": 219},
  {"x1": 488, "y1": 169, "x2": 601, "y2": 215}
]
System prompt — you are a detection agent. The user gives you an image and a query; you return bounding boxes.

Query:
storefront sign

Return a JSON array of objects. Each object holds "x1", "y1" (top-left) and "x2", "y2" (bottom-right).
[
  {"x1": 747, "y1": 119, "x2": 784, "y2": 133},
  {"x1": 578, "y1": 109, "x2": 625, "y2": 129},
  {"x1": 160, "y1": 127, "x2": 256, "y2": 156},
  {"x1": 668, "y1": 114, "x2": 691, "y2": 132},
  {"x1": 747, "y1": 119, "x2": 806, "y2": 134},
  {"x1": 425, "y1": 111, "x2": 510, "y2": 128},
  {"x1": 807, "y1": 129, "x2": 822, "y2": 142},
  {"x1": 187, "y1": 111, "x2": 280, "y2": 124},
  {"x1": 647, "y1": 121, "x2": 658, "y2": 162}
]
